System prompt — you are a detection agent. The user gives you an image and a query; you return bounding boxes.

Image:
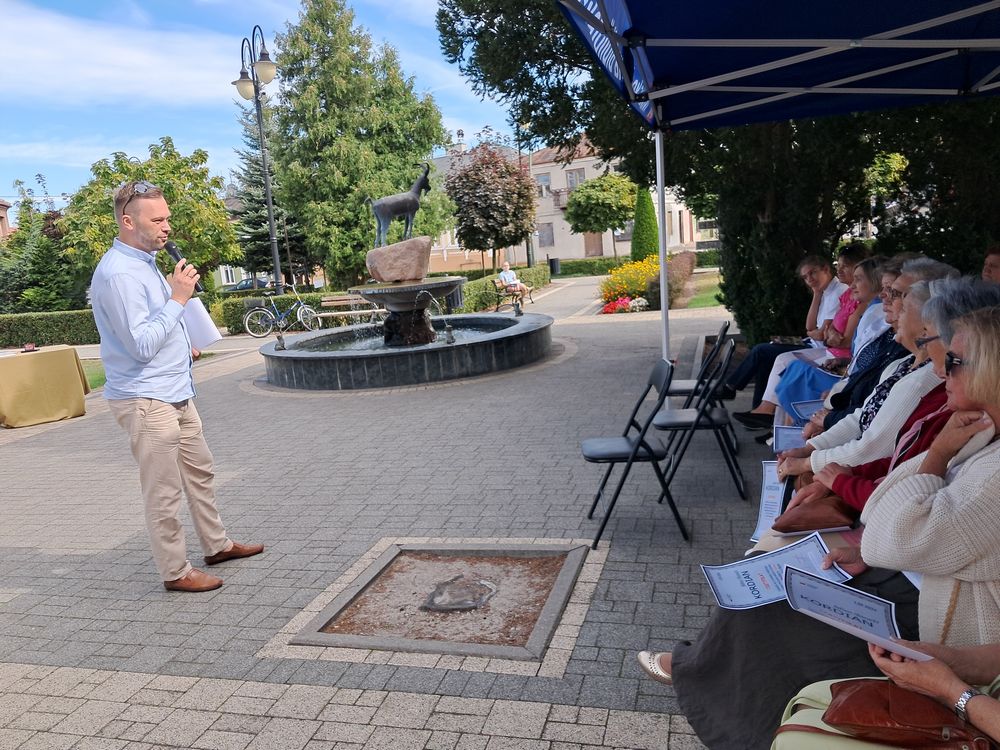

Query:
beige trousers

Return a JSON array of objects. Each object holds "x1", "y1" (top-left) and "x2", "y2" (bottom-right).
[{"x1": 108, "y1": 398, "x2": 229, "y2": 581}]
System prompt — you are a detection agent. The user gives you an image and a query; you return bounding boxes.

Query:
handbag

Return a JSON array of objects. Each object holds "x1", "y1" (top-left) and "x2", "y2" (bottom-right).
[
  {"x1": 771, "y1": 493, "x2": 857, "y2": 534},
  {"x1": 776, "y1": 678, "x2": 998, "y2": 749},
  {"x1": 824, "y1": 678, "x2": 996, "y2": 748}
]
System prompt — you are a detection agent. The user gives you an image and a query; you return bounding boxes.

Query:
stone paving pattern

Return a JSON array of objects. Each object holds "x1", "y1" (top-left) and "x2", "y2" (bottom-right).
[{"x1": 0, "y1": 277, "x2": 772, "y2": 748}]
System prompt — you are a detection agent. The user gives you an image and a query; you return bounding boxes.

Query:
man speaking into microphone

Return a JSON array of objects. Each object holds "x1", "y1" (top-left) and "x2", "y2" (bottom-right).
[{"x1": 90, "y1": 180, "x2": 263, "y2": 592}]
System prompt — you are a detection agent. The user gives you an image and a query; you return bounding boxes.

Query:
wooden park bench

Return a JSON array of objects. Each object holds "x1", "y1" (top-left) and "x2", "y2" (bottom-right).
[
  {"x1": 315, "y1": 294, "x2": 387, "y2": 326},
  {"x1": 489, "y1": 278, "x2": 534, "y2": 312}
]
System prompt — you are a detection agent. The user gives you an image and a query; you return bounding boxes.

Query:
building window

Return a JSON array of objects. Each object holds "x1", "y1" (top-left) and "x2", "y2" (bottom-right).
[
  {"x1": 614, "y1": 220, "x2": 634, "y2": 242},
  {"x1": 537, "y1": 222, "x2": 555, "y2": 247},
  {"x1": 535, "y1": 173, "x2": 551, "y2": 197},
  {"x1": 566, "y1": 168, "x2": 586, "y2": 190},
  {"x1": 697, "y1": 218, "x2": 719, "y2": 241},
  {"x1": 222, "y1": 265, "x2": 236, "y2": 284}
]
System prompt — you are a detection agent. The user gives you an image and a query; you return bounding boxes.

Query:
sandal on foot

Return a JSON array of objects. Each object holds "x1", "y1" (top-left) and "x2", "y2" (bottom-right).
[{"x1": 637, "y1": 650, "x2": 672, "y2": 685}]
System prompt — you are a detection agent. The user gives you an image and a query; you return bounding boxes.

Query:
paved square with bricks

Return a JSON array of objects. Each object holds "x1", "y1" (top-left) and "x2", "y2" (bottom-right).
[{"x1": 0, "y1": 277, "x2": 772, "y2": 749}]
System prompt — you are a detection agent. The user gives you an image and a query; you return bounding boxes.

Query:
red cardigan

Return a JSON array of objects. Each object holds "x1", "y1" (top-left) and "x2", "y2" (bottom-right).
[{"x1": 831, "y1": 382, "x2": 950, "y2": 511}]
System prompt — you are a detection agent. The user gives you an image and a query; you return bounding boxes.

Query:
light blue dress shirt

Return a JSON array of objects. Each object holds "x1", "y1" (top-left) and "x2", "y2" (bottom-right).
[{"x1": 90, "y1": 238, "x2": 195, "y2": 402}]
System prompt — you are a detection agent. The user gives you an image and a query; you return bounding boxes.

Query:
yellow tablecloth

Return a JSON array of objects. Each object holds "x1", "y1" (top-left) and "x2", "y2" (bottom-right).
[{"x1": 0, "y1": 345, "x2": 91, "y2": 428}]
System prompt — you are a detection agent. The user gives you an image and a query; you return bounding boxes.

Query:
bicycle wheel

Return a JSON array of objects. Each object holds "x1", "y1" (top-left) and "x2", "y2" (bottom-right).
[
  {"x1": 298, "y1": 305, "x2": 320, "y2": 331},
  {"x1": 243, "y1": 308, "x2": 275, "y2": 338}
]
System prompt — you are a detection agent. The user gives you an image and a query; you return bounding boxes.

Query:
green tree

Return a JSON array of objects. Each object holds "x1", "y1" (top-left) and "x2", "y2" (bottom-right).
[
  {"x1": 564, "y1": 172, "x2": 635, "y2": 261},
  {"x1": 0, "y1": 180, "x2": 88, "y2": 313},
  {"x1": 629, "y1": 186, "x2": 658, "y2": 261},
  {"x1": 444, "y1": 142, "x2": 536, "y2": 271},
  {"x1": 231, "y1": 103, "x2": 314, "y2": 285},
  {"x1": 60, "y1": 137, "x2": 240, "y2": 291},
  {"x1": 274, "y1": 0, "x2": 447, "y2": 288},
  {"x1": 412, "y1": 167, "x2": 456, "y2": 242}
]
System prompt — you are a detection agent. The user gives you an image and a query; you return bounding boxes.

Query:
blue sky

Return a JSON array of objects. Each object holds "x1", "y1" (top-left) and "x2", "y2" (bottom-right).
[{"x1": 0, "y1": 0, "x2": 512, "y2": 214}]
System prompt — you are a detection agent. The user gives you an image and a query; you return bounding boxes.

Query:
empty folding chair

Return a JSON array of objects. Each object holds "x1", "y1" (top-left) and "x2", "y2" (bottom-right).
[
  {"x1": 581, "y1": 359, "x2": 689, "y2": 549},
  {"x1": 666, "y1": 320, "x2": 739, "y2": 453},
  {"x1": 653, "y1": 340, "x2": 747, "y2": 500},
  {"x1": 666, "y1": 320, "x2": 730, "y2": 407}
]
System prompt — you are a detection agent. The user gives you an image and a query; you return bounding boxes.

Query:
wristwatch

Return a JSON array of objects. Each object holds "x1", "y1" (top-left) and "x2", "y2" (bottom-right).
[{"x1": 954, "y1": 687, "x2": 983, "y2": 722}]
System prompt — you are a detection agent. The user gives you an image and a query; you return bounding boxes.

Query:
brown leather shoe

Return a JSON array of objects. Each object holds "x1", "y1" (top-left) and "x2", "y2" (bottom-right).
[
  {"x1": 163, "y1": 568, "x2": 223, "y2": 592},
  {"x1": 204, "y1": 541, "x2": 265, "y2": 566}
]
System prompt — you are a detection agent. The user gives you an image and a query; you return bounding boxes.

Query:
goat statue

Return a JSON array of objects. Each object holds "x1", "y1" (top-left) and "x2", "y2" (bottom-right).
[{"x1": 367, "y1": 163, "x2": 431, "y2": 247}]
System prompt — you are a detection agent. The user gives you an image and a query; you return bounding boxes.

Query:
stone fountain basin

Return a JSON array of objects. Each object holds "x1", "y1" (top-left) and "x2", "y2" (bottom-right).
[
  {"x1": 349, "y1": 276, "x2": 466, "y2": 312},
  {"x1": 259, "y1": 313, "x2": 553, "y2": 390}
]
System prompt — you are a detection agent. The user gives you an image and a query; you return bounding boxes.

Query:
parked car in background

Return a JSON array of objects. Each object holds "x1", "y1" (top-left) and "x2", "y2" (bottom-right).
[{"x1": 224, "y1": 277, "x2": 270, "y2": 292}]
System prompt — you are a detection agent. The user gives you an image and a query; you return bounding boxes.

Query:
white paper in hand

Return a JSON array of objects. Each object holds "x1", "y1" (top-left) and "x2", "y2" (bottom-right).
[{"x1": 181, "y1": 298, "x2": 222, "y2": 349}]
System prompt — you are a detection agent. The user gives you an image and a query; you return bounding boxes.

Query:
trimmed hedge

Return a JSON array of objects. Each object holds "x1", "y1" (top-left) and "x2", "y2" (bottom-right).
[
  {"x1": 695, "y1": 248, "x2": 721, "y2": 267},
  {"x1": 0, "y1": 310, "x2": 100, "y2": 347},
  {"x1": 554, "y1": 257, "x2": 629, "y2": 277}
]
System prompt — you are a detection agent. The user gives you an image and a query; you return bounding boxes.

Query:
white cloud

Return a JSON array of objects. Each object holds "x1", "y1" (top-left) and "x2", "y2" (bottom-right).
[{"x1": 0, "y1": 1, "x2": 246, "y2": 107}]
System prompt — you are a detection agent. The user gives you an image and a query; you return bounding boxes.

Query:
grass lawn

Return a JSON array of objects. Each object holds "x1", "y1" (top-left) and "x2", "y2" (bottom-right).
[
  {"x1": 81, "y1": 360, "x2": 106, "y2": 390},
  {"x1": 81, "y1": 352, "x2": 215, "y2": 391},
  {"x1": 686, "y1": 270, "x2": 723, "y2": 308}
]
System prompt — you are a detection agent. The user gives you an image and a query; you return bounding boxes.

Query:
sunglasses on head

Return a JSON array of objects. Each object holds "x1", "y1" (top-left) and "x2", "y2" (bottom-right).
[
  {"x1": 944, "y1": 351, "x2": 965, "y2": 377},
  {"x1": 119, "y1": 180, "x2": 158, "y2": 213}
]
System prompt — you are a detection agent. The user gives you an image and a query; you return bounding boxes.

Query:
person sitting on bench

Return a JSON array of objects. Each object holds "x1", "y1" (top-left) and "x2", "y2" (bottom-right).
[{"x1": 498, "y1": 262, "x2": 531, "y2": 306}]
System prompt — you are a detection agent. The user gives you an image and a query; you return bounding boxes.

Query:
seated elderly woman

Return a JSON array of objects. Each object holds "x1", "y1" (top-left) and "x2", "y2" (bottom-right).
[
  {"x1": 769, "y1": 277, "x2": 1000, "y2": 535},
  {"x1": 769, "y1": 258, "x2": 889, "y2": 422},
  {"x1": 734, "y1": 248, "x2": 868, "y2": 429},
  {"x1": 772, "y1": 641, "x2": 1000, "y2": 747},
  {"x1": 777, "y1": 267, "x2": 959, "y2": 480},
  {"x1": 722, "y1": 250, "x2": 854, "y2": 412},
  {"x1": 635, "y1": 304, "x2": 1000, "y2": 750}
]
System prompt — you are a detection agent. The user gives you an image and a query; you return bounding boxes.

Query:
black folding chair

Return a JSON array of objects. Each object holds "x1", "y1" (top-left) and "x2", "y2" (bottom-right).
[
  {"x1": 653, "y1": 340, "x2": 747, "y2": 500},
  {"x1": 666, "y1": 320, "x2": 730, "y2": 406},
  {"x1": 666, "y1": 320, "x2": 739, "y2": 453},
  {"x1": 581, "y1": 359, "x2": 689, "y2": 549}
]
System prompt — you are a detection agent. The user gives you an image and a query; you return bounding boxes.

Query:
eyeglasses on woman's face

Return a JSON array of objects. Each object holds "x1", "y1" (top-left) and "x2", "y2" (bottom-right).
[
  {"x1": 944, "y1": 351, "x2": 965, "y2": 377},
  {"x1": 886, "y1": 287, "x2": 907, "y2": 301}
]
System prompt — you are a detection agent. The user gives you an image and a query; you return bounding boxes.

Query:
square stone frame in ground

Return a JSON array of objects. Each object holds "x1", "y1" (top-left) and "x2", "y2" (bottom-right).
[{"x1": 291, "y1": 543, "x2": 588, "y2": 661}]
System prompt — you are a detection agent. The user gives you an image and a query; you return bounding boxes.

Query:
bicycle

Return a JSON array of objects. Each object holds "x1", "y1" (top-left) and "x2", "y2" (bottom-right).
[{"x1": 242, "y1": 283, "x2": 320, "y2": 338}]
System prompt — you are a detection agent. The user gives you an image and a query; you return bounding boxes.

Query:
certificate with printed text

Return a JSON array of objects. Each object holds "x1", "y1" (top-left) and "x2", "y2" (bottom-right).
[
  {"x1": 701, "y1": 532, "x2": 849, "y2": 609},
  {"x1": 784, "y1": 566, "x2": 932, "y2": 661},
  {"x1": 773, "y1": 425, "x2": 807, "y2": 453},
  {"x1": 791, "y1": 399, "x2": 825, "y2": 422},
  {"x1": 750, "y1": 461, "x2": 786, "y2": 543}
]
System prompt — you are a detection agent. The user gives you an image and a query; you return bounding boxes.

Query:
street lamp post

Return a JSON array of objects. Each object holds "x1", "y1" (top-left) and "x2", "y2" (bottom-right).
[
  {"x1": 517, "y1": 122, "x2": 536, "y2": 268},
  {"x1": 232, "y1": 25, "x2": 284, "y2": 295}
]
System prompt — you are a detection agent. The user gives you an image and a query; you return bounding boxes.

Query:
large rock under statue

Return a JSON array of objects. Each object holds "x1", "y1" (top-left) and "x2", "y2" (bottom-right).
[{"x1": 366, "y1": 236, "x2": 432, "y2": 282}]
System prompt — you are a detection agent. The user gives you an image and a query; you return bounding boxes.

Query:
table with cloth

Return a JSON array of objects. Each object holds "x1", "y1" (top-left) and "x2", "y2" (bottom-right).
[{"x1": 0, "y1": 345, "x2": 91, "y2": 428}]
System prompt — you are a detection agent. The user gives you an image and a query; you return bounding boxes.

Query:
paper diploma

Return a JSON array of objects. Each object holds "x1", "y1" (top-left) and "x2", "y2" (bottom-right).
[
  {"x1": 791, "y1": 399, "x2": 825, "y2": 422},
  {"x1": 702, "y1": 532, "x2": 849, "y2": 609},
  {"x1": 773, "y1": 425, "x2": 807, "y2": 453},
  {"x1": 750, "y1": 461, "x2": 785, "y2": 543},
  {"x1": 181, "y1": 298, "x2": 222, "y2": 349},
  {"x1": 784, "y1": 566, "x2": 932, "y2": 661}
]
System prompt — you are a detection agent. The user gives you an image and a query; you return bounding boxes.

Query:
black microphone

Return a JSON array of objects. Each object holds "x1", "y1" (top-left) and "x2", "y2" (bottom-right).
[{"x1": 164, "y1": 241, "x2": 204, "y2": 293}]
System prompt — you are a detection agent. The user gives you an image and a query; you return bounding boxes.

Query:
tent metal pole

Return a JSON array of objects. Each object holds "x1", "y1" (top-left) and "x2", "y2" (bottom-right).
[{"x1": 655, "y1": 129, "x2": 670, "y2": 361}]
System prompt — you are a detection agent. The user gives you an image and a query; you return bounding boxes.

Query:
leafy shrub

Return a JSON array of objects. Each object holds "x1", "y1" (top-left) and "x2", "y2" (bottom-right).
[
  {"x1": 695, "y1": 248, "x2": 721, "y2": 267},
  {"x1": 667, "y1": 251, "x2": 697, "y2": 302},
  {"x1": 0, "y1": 310, "x2": 100, "y2": 347}
]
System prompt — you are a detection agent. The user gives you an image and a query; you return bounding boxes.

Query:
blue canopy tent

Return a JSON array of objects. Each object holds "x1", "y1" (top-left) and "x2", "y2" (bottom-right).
[{"x1": 556, "y1": 0, "x2": 1000, "y2": 356}]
